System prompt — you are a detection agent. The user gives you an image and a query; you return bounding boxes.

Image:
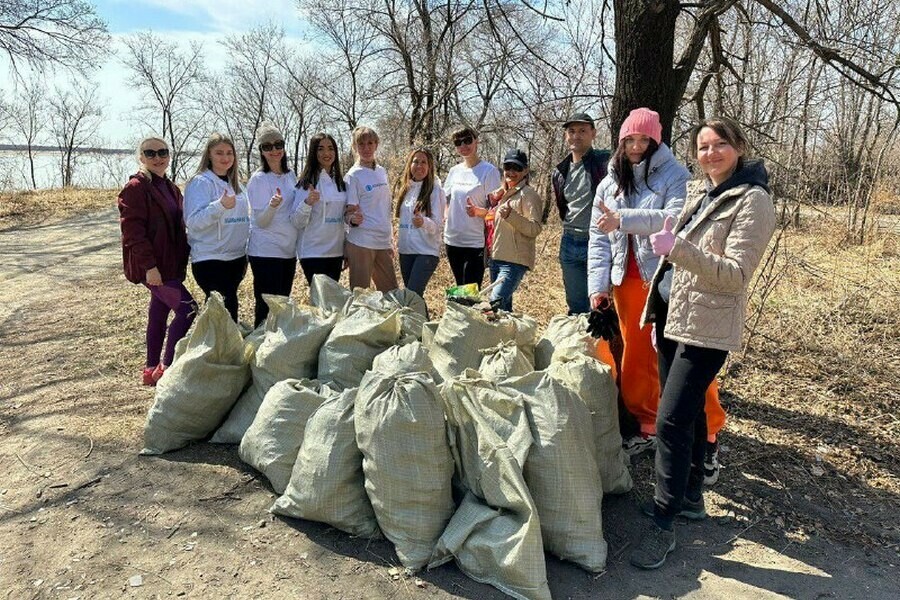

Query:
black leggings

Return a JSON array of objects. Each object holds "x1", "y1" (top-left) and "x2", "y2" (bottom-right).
[
  {"x1": 653, "y1": 303, "x2": 727, "y2": 528},
  {"x1": 299, "y1": 256, "x2": 344, "y2": 285},
  {"x1": 249, "y1": 255, "x2": 296, "y2": 326},
  {"x1": 445, "y1": 244, "x2": 485, "y2": 287},
  {"x1": 191, "y1": 256, "x2": 248, "y2": 322}
]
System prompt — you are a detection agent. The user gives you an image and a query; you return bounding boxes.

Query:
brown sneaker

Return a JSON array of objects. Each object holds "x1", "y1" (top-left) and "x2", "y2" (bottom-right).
[{"x1": 630, "y1": 522, "x2": 676, "y2": 570}]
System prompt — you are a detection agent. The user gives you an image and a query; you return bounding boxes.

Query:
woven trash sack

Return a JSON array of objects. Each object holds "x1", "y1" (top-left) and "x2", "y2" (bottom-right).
[
  {"x1": 270, "y1": 386, "x2": 381, "y2": 538},
  {"x1": 546, "y1": 349, "x2": 633, "y2": 495},
  {"x1": 501, "y1": 371, "x2": 607, "y2": 572},
  {"x1": 141, "y1": 292, "x2": 251, "y2": 455},
  {"x1": 238, "y1": 378, "x2": 327, "y2": 494},
  {"x1": 430, "y1": 371, "x2": 551, "y2": 600},
  {"x1": 211, "y1": 295, "x2": 336, "y2": 443},
  {"x1": 355, "y1": 368, "x2": 454, "y2": 571}
]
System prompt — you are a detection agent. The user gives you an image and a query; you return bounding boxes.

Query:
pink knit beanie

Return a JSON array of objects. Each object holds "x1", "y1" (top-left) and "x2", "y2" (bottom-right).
[{"x1": 618, "y1": 108, "x2": 662, "y2": 144}]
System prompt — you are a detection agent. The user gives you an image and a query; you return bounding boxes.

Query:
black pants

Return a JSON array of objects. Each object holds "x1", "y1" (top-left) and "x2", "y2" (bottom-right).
[
  {"x1": 191, "y1": 256, "x2": 248, "y2": 322},
  {"x1": 653, "y1": 302, "x2": 727, "y2": 528},
  {"x1": 445, "y1": 244, "x2": 485, "y2": 287},
  {"x1": 300, "y1": 256, "x2": 343, "y2": 285},
  {"x1": 249, "y1": 255, "x2": 296, "y2": 326}
]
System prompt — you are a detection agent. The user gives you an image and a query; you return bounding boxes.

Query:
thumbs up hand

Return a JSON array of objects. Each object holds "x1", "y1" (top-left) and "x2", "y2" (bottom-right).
[
  {"x1": 412, "y1": 207, "x2": 424, "y2": 228},
  {"x1": 270, "y1": 187, "x2": 283, "y2": 208},
  {"x1": 305, "y1": 184, "x2": 320, "y2": 206},
  {"x1": 465, "y1": 196, "x2": 487, "y2": 218},
  {"x1": 220, "y1": 188, "x2": 236, "y2": 210},
  {"x1": 596, "y1": 202, "x2": 621, "y2": 234},
  {"x1": 650, "y1": 216, "x2": 676, "y2": 256}
]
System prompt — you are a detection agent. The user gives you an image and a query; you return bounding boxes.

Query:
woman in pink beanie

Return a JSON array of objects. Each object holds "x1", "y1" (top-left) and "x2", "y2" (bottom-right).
[{"x1": 587, "y1": 107, "x2": 726, "y2": 475}]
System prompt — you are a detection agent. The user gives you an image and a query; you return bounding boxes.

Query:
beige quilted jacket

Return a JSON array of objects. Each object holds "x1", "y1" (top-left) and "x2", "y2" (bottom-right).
[{"x1": 642, "y1": 182, "x2": 776, "y2": 352}]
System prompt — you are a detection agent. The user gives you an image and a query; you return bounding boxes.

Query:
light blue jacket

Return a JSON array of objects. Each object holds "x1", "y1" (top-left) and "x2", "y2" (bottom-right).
[{"x1": 587, "y1": 143, "x2": 689, "y2": 295}]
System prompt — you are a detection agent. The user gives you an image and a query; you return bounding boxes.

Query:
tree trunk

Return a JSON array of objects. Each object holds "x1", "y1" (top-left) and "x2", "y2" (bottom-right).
[{"x1": 611, "y1": 0, "x2": 681, "y2": 147}]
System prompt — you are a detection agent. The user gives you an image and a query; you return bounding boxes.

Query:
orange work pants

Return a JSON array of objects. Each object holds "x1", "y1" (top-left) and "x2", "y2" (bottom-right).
[{"x1": 598, "y1": 275, "x2": 725, "y2": 441}]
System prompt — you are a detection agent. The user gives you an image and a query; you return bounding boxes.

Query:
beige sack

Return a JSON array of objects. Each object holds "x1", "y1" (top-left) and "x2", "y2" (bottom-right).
[
  {"x1": 238, "y1": 378, "x2": 327, "y2": 494},
  {"x1": 501, "y1": 371, "x2": 607, "y2": 572},
  {"x1": 355, "y1": 370, "x2": 454, "y2": 570},
  {"x1": 141, "y1": 293, "x2": 250, "y2": 455},
  {"x1": 211, "y1": 296, "x2": 337, "y2": 443},
  {"x1": 270, "y1": 386, "x2": 381, "y2": 538}
]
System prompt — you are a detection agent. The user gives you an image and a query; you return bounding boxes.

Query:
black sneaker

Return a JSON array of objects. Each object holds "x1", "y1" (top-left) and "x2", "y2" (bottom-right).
[
  {"x1": 629, "y1": 522, "x2": 676, "y2": 570},
  {"x1": 703, "y1": 440, "x2": 720, "y2": 485},
  {"x1": 642, "y1": 496, "x2": 707, "y2": 521},
  {"x1": 623, "y1": 434, "x2": 657, "y2": 457}
]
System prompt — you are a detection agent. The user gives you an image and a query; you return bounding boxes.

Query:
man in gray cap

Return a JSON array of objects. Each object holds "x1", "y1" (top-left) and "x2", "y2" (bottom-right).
[{"x1": 551, "y1": 112, "x2": 610, "y2": 314}]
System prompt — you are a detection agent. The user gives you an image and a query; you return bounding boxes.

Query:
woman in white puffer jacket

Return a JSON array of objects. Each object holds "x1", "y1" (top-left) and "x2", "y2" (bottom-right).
[{"x1": 587, "y1": 107, "x2": 725, "y2": 465}]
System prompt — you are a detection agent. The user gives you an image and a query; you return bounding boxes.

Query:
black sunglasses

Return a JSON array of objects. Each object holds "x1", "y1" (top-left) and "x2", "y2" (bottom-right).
[
  {"x1": 260, "y1": 141, "x2": 285, "y2": 152},
  {"x1": 142, "y1": 148, "x2": 170, "y2": 158},
  {"x1": 503, "y1": 163, "x2": 525, "y2": 172},
  {"x1": 453, "y1": 136, "x2": 474, "y2": 147}
]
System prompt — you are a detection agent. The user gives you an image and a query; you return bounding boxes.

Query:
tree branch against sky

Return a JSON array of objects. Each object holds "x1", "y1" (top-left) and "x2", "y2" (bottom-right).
[{"x1": 0, "y1": 0, "x2": 108, "y2": 75}]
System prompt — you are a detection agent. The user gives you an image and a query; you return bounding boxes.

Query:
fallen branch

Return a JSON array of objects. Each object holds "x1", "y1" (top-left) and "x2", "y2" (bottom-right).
[
  {"x1": 15, "y1": 452, "x2": 45, "y2": 477},
  {"x1": 723, "y1": 517, "x2": 763, "y2": 545},
  {"x1": 83, "y1": 438, "x2": 94, "y2": 460}
]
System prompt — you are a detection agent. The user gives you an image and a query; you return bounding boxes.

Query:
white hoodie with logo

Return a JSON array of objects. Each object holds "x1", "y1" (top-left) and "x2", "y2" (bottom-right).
[
  {"x1": 291, "y1": 171, "x2": 347, "y2": 259},
  {"x1": 246, "y1": 169, "x2": 298, "y2": 259},
  {"x1": 397, "y1": 179, "x2": 445, "y2": 257},
  {"x1": 184, "y1": 169, "x2": 250, "y2": 263}
]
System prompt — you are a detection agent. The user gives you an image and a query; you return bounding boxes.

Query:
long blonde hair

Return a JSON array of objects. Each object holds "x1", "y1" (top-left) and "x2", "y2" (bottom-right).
[
  {"x1": 394, "y1": 147, "x2": 435, "y2": 218},
  {"x1": 194, "y1": 132, "x2": 242, "y2": 193},
  {"x1": 136, "y1": 136, "x2": 168, "y2": 179}
]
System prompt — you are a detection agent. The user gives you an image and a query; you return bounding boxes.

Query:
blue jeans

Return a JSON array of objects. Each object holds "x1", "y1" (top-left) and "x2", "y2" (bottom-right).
[
  {"x1": 488, "y1": 259, "x2": 528, "y2": 312},
  {"x1": 559, "y1": 230, "x2": 590, "y2": 315}
]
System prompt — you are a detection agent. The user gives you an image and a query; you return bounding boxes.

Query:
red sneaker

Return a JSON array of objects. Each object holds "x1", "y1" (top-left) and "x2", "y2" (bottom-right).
[
  {"x1": 151, "y1": 364, "x2": 166, "y2": 384},
  {"x1": 142, "y1": 367, "x2": 157, "y2": 386}
]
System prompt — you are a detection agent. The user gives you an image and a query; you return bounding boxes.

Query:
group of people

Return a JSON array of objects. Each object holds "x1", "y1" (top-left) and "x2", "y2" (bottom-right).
[
  {"x1": 118, "y1": 108, "x2": 775, "y2": 571},
  {"x1": 118, "y1": 123, "x2": 543, "y2": 380}
]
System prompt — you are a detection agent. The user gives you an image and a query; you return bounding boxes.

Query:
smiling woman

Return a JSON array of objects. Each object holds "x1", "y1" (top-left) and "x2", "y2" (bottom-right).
[{"x1": 117, "y1": 135, "x2": 196, "y2": 386}]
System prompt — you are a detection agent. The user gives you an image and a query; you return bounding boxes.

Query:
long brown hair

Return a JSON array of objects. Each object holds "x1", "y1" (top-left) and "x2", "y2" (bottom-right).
[
  {"x1": 394, "y1": 147, "x2": 435, "y2": 218},
  {"x1": 193, "y1": 132, "x2": 242, "y2": 193},
  {"x1": 611, "y1": 137, "x2": 659, "y2": 197},
  {"x1": 296, "y1": 133, "x2": 345, "y2": 192}
]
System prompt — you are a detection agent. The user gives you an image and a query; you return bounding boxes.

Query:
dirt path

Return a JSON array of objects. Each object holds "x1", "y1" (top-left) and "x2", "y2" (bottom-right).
[{"x1": 0, "y1": 208, "x2": 897, "y2": 599}]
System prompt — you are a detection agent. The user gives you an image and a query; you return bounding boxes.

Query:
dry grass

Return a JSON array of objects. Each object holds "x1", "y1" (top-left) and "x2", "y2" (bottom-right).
[
  {"x1": 0, "y1": 187, "x2": 119, "y2": 231},
  {"x1": 5, "y1": 188, "x2": 900, "y2": 560}
]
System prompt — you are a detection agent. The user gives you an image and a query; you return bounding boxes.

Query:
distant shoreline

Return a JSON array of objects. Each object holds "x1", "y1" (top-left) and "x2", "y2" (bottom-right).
[{"x1": 0, "y1": 144, "x2": 133, "y2": 155}]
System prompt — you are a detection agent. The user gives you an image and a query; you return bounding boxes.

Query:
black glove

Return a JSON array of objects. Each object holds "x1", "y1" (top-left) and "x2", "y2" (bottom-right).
[{"x1": 586, "y1": 301, "x2": 621, "y2": 341}]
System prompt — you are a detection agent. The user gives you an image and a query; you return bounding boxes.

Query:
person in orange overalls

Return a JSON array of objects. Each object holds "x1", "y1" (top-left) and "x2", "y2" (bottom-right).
[{"x1": 588, "y1": 108, "x2": 724, "y2": 484}]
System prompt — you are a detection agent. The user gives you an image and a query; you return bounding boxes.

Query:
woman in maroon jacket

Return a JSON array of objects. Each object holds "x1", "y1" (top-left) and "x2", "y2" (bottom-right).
[{"x1": 118, "y1": 136, "x2": 197, "y2": 386}]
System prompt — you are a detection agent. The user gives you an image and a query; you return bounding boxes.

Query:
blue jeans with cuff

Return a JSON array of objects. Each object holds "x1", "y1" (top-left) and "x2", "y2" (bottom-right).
[{"x1": 488, "y1": 259, "x2": 528, "y2": 312}]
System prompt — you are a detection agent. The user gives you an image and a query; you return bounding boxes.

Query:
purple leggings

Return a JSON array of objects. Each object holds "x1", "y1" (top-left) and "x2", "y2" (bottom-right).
[{"x1": 145, "y1": 281, "x2": 197, "y2": 367}]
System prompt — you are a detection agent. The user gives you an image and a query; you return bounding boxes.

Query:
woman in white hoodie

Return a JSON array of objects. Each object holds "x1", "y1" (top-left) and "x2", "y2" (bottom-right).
[
  {"x1": 184, "y1": 133, "x2": 250, "y2": 322},
  {"x1": 291, "y1": 132, "x2": 347, "y2": 284},
  {"x1": 246, "y1": 123, "x2": 298, "y2": 326},
  {"x1": 394, "y1": 147, "x2": 445, "y2": 309}
]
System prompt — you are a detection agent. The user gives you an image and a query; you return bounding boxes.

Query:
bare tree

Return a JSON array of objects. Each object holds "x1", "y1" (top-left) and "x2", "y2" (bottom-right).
[
  {"x1": 0, "y1": 0, "x2": 108, "y2": 74},
  {"x1": 48, "y1": 80, "x2": 102, "y2": 187},
  {"x1": 4, "y1": 77, "x2": 46, "y2": 189},
  {"x1": 120, "y1": 31, "x2": 209, "y2": 179}
]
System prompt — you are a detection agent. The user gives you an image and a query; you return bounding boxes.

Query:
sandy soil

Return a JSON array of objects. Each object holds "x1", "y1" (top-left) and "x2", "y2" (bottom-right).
[{"x1": 0, "y1": 206, "x2": 898, "y2": 599}]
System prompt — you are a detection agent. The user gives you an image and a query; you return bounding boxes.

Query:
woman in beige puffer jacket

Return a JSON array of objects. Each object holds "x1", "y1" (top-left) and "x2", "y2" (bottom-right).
[{"x1": 628, "y1": 117, "x2": 777, "y2": 570}]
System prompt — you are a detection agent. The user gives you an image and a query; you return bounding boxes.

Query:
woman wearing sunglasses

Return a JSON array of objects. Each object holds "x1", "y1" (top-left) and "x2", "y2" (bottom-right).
[
  {"x1": 291, "y1": 132, "x2": 348, "y2": 285},
  {"x1": 118, "y1": 137, "x2": 197, "y2": 386},
  {"x1": 442, "y1": 126, "x2": 501, "y2": 287},
  {"x1": 245, "y1": 123, "x2": 298, "y2": 326},
  {"x1": 184, "y1": 133, "x2": 250, "y2": 322},
  {"x1": 467, "y1": 148, "x2": 543, "y2": 311}
]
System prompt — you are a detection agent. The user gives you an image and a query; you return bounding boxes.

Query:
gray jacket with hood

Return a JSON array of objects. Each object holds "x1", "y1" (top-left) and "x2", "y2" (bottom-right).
[{"x1": 587, "y1": 143, "x2": 689, "y2": 295}]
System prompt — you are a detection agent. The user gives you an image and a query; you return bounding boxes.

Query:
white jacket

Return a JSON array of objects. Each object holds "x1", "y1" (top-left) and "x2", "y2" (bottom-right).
[
  {"x1": 397, "y1": 179, "x2": 445, "y2": 257},
  {"x1": 291, "y1": 171, "x2": 347, "y2": 259},
  {"x1": 246, "y1": 170, "x2": 298, "y2": 259},
  {"x1": 587, "y1": 144, "x2": 688, "y2": 294},
  {"x1": 184, "y1": 170, "x2": 250, "y2": 263}
]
